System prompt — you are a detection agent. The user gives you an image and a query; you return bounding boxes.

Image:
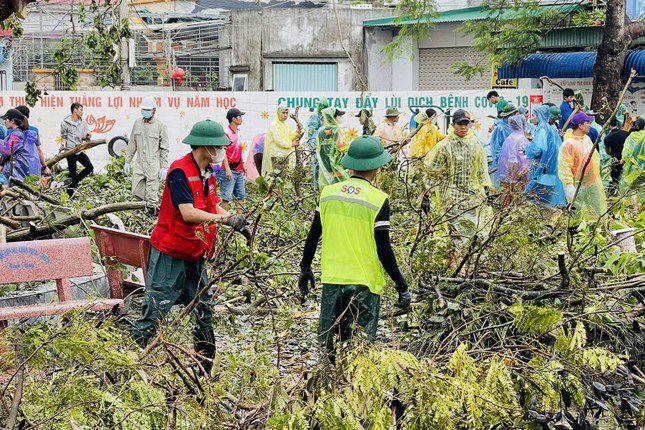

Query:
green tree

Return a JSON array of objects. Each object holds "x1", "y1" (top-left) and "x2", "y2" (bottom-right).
[
  {"x1": 391, "y1": 0, "x2": 645, "y2": 115},
  {"x1": 1, "y1": 0, "x2": 129, "y2": 105}
]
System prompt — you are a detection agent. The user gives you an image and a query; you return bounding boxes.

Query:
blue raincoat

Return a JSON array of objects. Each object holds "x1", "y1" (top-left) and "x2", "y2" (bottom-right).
[
  {"x1": 524, "y1": 106, "x2": 566, "y2": 207},
  {"x1": 489, "y1": 118, "x2": 511, "y2": 188}
]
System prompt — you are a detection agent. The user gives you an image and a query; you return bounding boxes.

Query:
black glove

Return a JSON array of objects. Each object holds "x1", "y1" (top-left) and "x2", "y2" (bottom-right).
[
  {"x1": 298, "y1": 267, "x2": 315, "y2": 303},
  {"x1": 394, "y1": 290, "x2": 411, "y2": 309},
  {"x1": 226, "y1": 214, "x2": 247, "y2": 231},
  {"x1": 226, "y1": 214, "x2": 253, "y2": 244},
  {"x1": 421, "y1": 195, "x2": 430, "y2": 214},
  {"x1": 486, "y1": 192, "x2": 497, "y2": 206}
]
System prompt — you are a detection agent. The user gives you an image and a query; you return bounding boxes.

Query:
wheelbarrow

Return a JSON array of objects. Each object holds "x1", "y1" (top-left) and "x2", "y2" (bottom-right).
[{"x1": 91, "y1": 224, "x2": 150, "y2": 300}]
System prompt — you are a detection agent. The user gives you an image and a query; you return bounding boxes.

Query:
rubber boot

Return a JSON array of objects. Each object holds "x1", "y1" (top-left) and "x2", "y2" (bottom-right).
[{"x1": 194, "y1": 329, "x2": 216, "y2": 376}]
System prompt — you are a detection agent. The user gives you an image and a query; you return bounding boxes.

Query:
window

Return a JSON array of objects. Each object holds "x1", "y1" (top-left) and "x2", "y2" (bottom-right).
[
  {"x1": 272, "y1": 62, "x2": 338, "y2": 91},
  {"x1": 232, "y1": 74, "x2": 248, "y2": 91}
]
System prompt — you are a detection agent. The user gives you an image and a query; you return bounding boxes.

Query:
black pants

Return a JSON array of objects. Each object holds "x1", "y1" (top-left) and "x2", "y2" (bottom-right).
[
  {"x1": 67, "y1": 152, "x2": 93, "y2": 195},
  {"x1": 253, "y1": 153, "x2": 263, "y2": 173}
]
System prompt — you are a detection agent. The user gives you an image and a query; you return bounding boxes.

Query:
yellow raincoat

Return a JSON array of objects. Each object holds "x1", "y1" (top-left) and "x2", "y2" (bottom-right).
[
  {"x1": 424, "y1": 128, "x2": 493, "y2": 246},
  {"x1": 261, "y1": 110, "x2": 298, "y2": 177},
  {"x1": 409, "y1": 121, "x2": 445, "y2": 158},
  {"x1": 558, "y1": 129, "x2": 607, "y2": 220}
]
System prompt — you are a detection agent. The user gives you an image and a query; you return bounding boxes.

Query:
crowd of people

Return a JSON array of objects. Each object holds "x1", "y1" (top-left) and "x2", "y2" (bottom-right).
[{"x1": 0, "y1": 90, "x2": 642, "y2": 374}]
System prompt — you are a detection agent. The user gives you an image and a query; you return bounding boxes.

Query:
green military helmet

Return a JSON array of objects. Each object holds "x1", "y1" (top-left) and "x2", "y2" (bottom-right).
[
  {"x1": 341, "y1": 135, "x2": 393, "y2": 172},
  {"x1": 385, "y1": 107, "x2": 402, "y2": 117},
  {"x1": 549, "y1": 106, "x2": 561, "y2": 120},
  {"x1": 499, "y1": 104, "x2": 519, "y2": 118},
  {"x1": 182, "y1": 120, "x2": 231, "y2": 147}
]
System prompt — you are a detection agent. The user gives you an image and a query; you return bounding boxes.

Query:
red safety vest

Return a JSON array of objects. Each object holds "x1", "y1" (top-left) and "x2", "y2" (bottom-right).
[{"x1": 150, "y1": 153, "x2": 219, "y2": 261}]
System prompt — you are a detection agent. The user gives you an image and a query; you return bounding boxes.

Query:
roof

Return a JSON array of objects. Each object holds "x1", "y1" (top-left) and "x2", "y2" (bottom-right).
[
  {"x1": 363, "y1": 4, "x2": 582, "y2": 28},
  {"x1": 194, "y1": 0, "x2": 324, "y2": 13},
  {"x1": 497, "y1": 50, "x2": 645, "y2": 80}
]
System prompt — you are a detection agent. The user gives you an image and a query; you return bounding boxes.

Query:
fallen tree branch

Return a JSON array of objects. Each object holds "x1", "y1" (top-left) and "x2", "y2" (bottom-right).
[
  {"x1": 5, "y1": 341, "x2": 24, "y2": 430},
  {"x1": 45, "y1": 139, "x2": 107, "y2": 168},
  {"x1": 6, "y1": 201, "x2": 146, "y2": 241},
  {"x1": 9, "y1": 178, "x2": 60, "y2": 205},
  {"x1": 0, "y1": 216, "x2": 20, "y2": 230}
]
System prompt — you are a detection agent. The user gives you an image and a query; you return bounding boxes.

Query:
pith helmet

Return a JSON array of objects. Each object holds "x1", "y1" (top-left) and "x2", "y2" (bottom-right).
[
  {"x1": 499, "y1": 104, "x2": 519, "y2": 118},
  {"x1": 341, "y1": 135, "x2": 392, "y2": 171},
  {"x1": 549, "y1": 106, "x2": 561, "y2": 120},
  {"x1": 182, "y1": 120, "x2": 231, "y2": 147}
]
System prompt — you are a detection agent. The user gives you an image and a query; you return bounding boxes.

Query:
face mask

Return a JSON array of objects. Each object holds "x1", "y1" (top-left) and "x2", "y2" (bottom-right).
[
  {"x1": 141, "y1": 109, "x2": 153, "y2": 119},
  {"x1": 209, "y1": 147, "x2": 226, "y2": 164}
]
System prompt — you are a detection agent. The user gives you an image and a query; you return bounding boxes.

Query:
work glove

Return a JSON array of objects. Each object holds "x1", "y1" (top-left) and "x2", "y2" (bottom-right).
[
  {"x1": 227, "y1": 214, "x2": 253, "y2": 243},
  {"x1": 159, "y1": 168, "x2": 168, "y2": 181},
  {"x1": 421, "y1": 195, "x2": 430, "y2": 214},
  {"x1": 123, "y1": 162, "x2": 131, "y2": 176},
  {"x1": 394, "y1": 289, "x2": 411, "y2": 309},
  {"x1": 298, "y1": 267, "x2": 315, "y2": 303},
  {"x1": 565, "y1": 184, "x2": 576, "y2": 201}
]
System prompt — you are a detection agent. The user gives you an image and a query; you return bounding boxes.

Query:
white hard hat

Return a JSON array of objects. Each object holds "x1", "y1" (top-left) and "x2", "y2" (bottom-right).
[{"x1": 141, "y1": 96, "x2": 157, "y2": 110}]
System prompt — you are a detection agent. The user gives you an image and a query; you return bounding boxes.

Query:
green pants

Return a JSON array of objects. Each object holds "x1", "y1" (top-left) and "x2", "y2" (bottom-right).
[
  {"x1": 318, "y1": 284, "x2": 381, "y2": 359},
  {"x1": 132, "y1": 246, "x2": 213, "y2": 346}
]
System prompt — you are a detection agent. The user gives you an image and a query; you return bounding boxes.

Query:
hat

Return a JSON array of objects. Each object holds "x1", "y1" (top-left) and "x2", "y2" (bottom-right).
[
  {"x1": 277, "y1": 104, "x2": 288, "y2": 113},
  {"x1": 15, "y1": 105, "x2": 30, "y2": 118},
  {"x1": 632, "y1": 117, "x2": 645, "y2": 132},
  {"x1": 499, "y1": 104, "x2": 519, "y2": 118},
  {"x1": 0, "y1": 109, "x2": 24, "y2": 122},
  {"x1": 341, "y1": 135, "x2": 392, "y2": 171},
  {"x1": 518, "y1": 107, "x2": 528, "y2": 115},
  {"x1": 385, "y1": 107, "x2": 401, "y2": 117},
  {"x1": 335, "y1": 109, "x2": 345, "y2": 116},
  {"x1": 570, "y1": 112, "x2": 594, "y2": 126},
  {"x1": 452, "y1": 109, "x2": 472, "y2": 124},
  {"x1": 414, "y1": 112, "x2": 429, "y2": 124},
  {"x1": 355, "y1": 109, "x2": 371, "y2": 118},
  {"x1": 182, "y1": 120, "x2": 231, "y2": 147},
  {"x1": 549, "y1": 106, "x2": 561, "y2": 120},
  {"x1": 226, "y1": 108, "x2": 245, "y2": 122},
  {"x1": 141, "y1": 96, "x2": 157, "y2": 110}
]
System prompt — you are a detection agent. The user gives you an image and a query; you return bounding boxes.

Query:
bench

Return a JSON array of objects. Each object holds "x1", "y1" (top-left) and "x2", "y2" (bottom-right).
[
  {"x1": 0, "y1": 238, "x2": 123, "y2": 327},
  {"x1": 91, "y1": 224, "x2": 150, "y2": 299}
]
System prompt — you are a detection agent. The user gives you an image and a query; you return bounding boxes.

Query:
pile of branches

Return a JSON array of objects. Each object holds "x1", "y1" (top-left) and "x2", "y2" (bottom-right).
[
  {"x1": 0, "y1": 152, "x2": 643, "y2": 428},
  {"x1": 0, "y1": 144, "x2": 154, "y2": 243}
]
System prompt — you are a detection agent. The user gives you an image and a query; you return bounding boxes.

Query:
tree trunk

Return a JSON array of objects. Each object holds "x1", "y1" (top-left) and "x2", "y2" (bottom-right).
[
  {"x1": 591, "y1": 0, "x2": 644, "y2": 116},
  {"x1": 0, "y1": 0, "x2": 34, "y2": 22}
]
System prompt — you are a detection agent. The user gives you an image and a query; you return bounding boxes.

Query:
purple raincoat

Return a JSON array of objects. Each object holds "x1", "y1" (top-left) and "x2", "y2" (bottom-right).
[{"x1": 498, "y1": 114, "x2": 530, "y2": 184}]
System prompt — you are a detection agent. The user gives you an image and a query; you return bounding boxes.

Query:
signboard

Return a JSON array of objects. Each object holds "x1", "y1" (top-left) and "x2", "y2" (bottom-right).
[
  {"x1": 541, "y1": 78, "x2": 644, "y2": 117},
  {"x1": 0, "y1": 89, "x2": 547, "y2": 172},
  {"x1": 491, "y1": 63, "x2": 518, "y2": 89}
]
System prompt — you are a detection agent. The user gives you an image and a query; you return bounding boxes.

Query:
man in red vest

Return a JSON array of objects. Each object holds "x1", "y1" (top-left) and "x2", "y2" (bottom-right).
[{"x1": 133, "y1": 120, "x2": 250, "y2": 375}]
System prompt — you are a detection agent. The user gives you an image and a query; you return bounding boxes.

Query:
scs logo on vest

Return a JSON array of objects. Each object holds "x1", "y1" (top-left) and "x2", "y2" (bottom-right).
[{"x1": 341, "y1": 185, "x2": 361, "y2": 195}]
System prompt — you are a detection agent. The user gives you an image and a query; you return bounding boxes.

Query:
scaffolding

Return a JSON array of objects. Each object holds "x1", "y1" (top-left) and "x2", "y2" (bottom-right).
[
  {"x1": 131, "y1": 16, "x2": 228, "y2": 89},
  {"x1": 11, "y1": 3, "x2": 228, "y2": 90}
]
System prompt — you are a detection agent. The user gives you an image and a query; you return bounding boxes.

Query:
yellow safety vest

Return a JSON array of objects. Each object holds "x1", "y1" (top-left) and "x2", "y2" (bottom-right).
[{"x1": 319, "y1": 177, "x2": 388, "y2": 295}]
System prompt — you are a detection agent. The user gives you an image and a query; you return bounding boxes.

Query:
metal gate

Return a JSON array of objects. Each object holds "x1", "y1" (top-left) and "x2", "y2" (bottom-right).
[{"x1": 419, "y1": 47, "x2": 490, "y2": 91}]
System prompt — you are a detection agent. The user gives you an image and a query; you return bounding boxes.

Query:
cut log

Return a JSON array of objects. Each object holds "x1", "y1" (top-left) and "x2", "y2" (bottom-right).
[
  {"x1": 6, "y1": 201, "x2": 146, "y2": 241},
  {"x1": 45, "y1": 139, "x2": 107, "y2": 168}
]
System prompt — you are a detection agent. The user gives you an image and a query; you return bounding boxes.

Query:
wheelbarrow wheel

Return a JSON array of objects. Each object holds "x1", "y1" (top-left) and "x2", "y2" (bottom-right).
[{"x1": 108, "y1": 136, "x2": 129, "y2": 158}]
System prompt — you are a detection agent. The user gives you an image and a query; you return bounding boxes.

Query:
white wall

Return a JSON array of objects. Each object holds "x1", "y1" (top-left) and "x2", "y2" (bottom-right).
[
  {"x1": 365, "y1": 27, "x2": 394, "y2": 91},
  {"x1": 391, "y1": 37, "x2": 419, "y2": 91}
]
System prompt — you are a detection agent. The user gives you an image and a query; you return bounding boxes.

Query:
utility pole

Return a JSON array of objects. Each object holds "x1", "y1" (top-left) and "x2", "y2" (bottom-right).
[{"x1": 119, "y1": 0, "x2": 131, "y2": 90}]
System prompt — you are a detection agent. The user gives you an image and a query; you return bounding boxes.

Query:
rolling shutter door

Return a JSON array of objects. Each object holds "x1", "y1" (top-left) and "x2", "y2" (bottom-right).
[
  {"x1": 419, "y1": 47, "x2": 490, "y2": 90},
  {"x1": 273, "y1": 62, "x2": 338, "y2": 91}
]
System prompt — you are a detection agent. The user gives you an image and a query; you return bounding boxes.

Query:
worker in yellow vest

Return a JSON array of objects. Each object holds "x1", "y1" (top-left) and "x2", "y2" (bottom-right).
[{"x1": 298, "y1": 135, "x2": 411, "y2": 362}]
